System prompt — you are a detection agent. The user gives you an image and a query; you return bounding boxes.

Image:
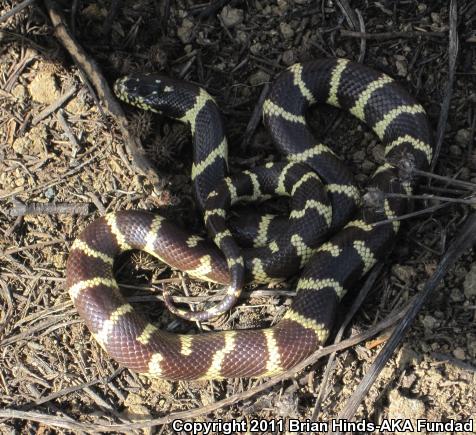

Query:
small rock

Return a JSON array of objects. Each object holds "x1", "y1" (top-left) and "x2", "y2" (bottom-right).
[
  {"x1": 249, "y1": 70, "x2": 270, "y2": 86},
  {"x1": 463, "y1": 263, "x2": 476, "y2": 298},
  {"x1": 431, "y1": 12, "x2": 441, "y2": 24},
  {"x1": 236, "y1": 30, "x2": 248, "y2": 45},
  {"x1": 12, "y1": 84, "x2": 27, "y2": 100},
  {"x1": 12, "y1": 124, "x2": 48, "y2": 155},
  {"x1": 397, "y1": 346, "x2": 419, "y2": 369},
  {"x1": 177, "y1": 18, "x2": 194, "y2": 44},
  {"x1": 455, "y1": 128, "x2": 470, "y2": 145},
  {"x1": 417, "y1": 3, "x2": 427, "y2": 12},
  {"x1": 149, "y1": 44, "x2": 168, "y2": 68},
  {"x1": 395, "y1": 59, "x2": 408, "y2": 77},
  {"x1": 449, "y1": 287, "x2": 464, "y2": 302},
  {"x1": 66, "y1": 93, "x2": 89, "y2": 115},
  {"x1": 220, "y1": 6, "x2": 243, "y2": 27},
  {"x1": 371, "y1": 144, "x2": 385, "y2": 162},
  {"x1": 277, "y1": 0, "x2": 289, "y2": 12},
  {"x1": 392, "y1": 264, "x2": 416, "y2": 282},
  {"x1": 336, "y1": 48, "x2": 346, "y2": 57},
  {"x1": 45, "y1": 187, "x2": 55, "y2": 199},
  {"x1": 250, "y1": 42, "x2": 262, "y2": 55},
  {"x1": 453, "y1": 347, "x2": 466, "y2": 360},
  {"x1": 28, "y1": 71, "x2": 60, "y2": 104},
  {"x1": 82, "y1": 4, "x2": 107, "y2": 20},
  {"x1": 400, "y1": 373, "x2": 417, "y2": 389},
  {"x1": 280, "y1": 22, "x2": 294, "y2": 40},
  {"x1": 123, "y1": 393, "x2": 152, "y2": 427},
  {"x1": 421, "y1": 314, "x2": 438, "y2": 331},
  {"x1": 282, "y1": 49, "x2": 295, "y2": 66}
]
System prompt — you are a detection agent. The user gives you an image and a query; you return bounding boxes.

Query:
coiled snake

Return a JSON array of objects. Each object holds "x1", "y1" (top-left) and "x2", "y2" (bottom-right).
[{"x1": 66, "y1": 58, "x2": 432, "y2": 380}]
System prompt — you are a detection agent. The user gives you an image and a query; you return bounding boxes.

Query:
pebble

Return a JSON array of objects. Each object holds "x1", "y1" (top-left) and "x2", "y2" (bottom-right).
[
  {"x1": 450, "y1": 287, "x2": 464, "y2": 302},
  {"x1": 277, "y1": 0, "x2": 289, "y2": 12},
  {"x1": 236, "y1": 30, "x2": 248, "y2": 45},
  {"x1": 282, "y1": 49, "x2": 295, "y2": 66},
  {"x1": 280, "y1": 22, "x2": 294, "y2": 40},
  {"x1": 220, "y1": 6, "x2": 244, "y2": 27},
  {"x1": 395, "y1": 59, "x2": 408, "y2": 77},
  {"x1": 463, "y1": 263, "x2": 476, "y2": 298},
  {"x1": 28, "y1": 71, "x2": 60, "y2": 104},
  {"x1": 455, "y1": 128, "x2": 470, "y2": 145},
  {"x1": 397, "y1": 347, "x2": 419, "y2": 369},
  {"x1": 250, "y1": 42, "x2": 261, "y2": 55},
  {"x1": 177, "y1": 18, "x2": 194, "y2": 44},
  {"x1": 453, "y1": 347, "x2": 466, "y2": 360},
  {"x1": 421, "y1": 314, "x2": 438, "y2": 330},
  {"x1": 392, "y1": 264, "x2": 415, "y2": 282},
  {"x1": 249, "y1": 70, "x2": 270, "y2": 86},
  {"x1": 12, "y1": 84, "x2": 27, "y2": 100},
  {"x1": 371, "y1": 144, "x2": 385, "y2": 162},
  {"x1": 12, "y1": 124, "x2": 48, "y2": 156}
]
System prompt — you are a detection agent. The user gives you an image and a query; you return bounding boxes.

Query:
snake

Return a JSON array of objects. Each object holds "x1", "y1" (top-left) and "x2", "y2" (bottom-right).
[{"x1": 66, "y1": 58, "x2": 432, "y2": 380}]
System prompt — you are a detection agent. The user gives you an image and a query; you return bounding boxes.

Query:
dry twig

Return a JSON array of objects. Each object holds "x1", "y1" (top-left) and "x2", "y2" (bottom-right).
[
  {"x1": 0, "y1": 0, "x2": 36, "y2": 24},
  {"x1": 10, "y1": 201, "x2": 90, "y2": 217},
  {"x1": 431, "y1": 0, "x2": 459, "y2": 171}
]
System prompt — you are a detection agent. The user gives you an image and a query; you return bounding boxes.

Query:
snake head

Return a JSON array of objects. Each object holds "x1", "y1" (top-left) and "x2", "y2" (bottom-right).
[{"x1": 114, "y1": 73, "x2": 201, "y2": 119}]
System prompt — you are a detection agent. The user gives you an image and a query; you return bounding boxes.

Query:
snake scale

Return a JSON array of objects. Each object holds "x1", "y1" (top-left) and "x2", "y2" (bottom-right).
[{"x1": 66, "y1": 58, "x2": 432, "y2": 380}]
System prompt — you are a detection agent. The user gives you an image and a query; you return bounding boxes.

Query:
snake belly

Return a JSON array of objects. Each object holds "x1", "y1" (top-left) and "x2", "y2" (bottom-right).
[{"x1": 66, "y1": 58, "x2": 432, "y2": 380}]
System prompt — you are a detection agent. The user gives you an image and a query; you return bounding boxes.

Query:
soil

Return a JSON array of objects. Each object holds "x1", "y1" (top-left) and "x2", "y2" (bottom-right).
[{"x1": 0, "y1": 0, "x2": 475, "y2": 433}]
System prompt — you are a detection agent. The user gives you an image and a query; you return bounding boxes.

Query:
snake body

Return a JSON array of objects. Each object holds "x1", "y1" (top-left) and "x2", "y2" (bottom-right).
[{"x1": 66, "y1": 59, "x2": 432, "y2": 380}]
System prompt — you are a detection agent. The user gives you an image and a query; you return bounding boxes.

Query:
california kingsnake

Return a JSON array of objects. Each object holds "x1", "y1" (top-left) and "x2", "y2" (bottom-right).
[{"x1": 66, "y1": 58, "x2": 432, "y2": 380}]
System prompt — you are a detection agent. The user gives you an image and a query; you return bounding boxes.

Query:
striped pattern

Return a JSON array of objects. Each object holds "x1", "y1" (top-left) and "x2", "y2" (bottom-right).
[{"x1": 65, "y1": 58, "x2": 433, "y2": 380}]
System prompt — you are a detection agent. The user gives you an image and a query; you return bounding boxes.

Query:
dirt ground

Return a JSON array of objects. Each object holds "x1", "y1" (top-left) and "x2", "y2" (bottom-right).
[{"x1": 0, "y1": 0, "x2": 475, "y2": 433}]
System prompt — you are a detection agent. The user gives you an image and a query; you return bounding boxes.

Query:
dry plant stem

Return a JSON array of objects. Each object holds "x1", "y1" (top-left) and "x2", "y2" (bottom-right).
[
  {"x1": 10, "y1": 202, "x2": 90, "y2": 217},
  {"x1": 384, "y1": 192, "x2": 476, "y2": 205},
  {"x1": 409, "y1": 167, "x2": 476, "y2": 190},
  {"x1": 57, "y1": 108, "x2": 81, "y2": 157},
  {"x1": 333, "y1": 211, "x2": 476, "y2": 432},
  {"x1": 0, "y1": 0, "x2": 36, "y2": 24},
  {"x1": 3, "y1": 238, "x2": 64, "y2": 256},
  {"x1": 335, "y1": 0, "x2": 358, "y2": 30},
  {"x1": 355, "y1": 9, "x2": 366, "y2": 63},
  {"x1": 340, "y1": 30, "x2": 446, "y2": 40},
  {"x1": 43, "y1": 0, "x2": 164, "y2": 192},
  {"x1": 310, "y1": 263, "x2": 384, "y2": 424},
  {"x1": 430, "y1": 0, "x2": 458, "y2": 171},
  {"x1": 0, "y1": 309, "x2": 407, "y2": 432}
]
